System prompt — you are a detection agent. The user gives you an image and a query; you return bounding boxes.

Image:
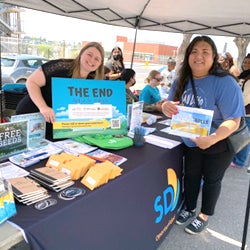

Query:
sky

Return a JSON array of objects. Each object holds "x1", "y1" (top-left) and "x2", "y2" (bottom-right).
[{"x1": 20, "y1": 9, "x2": 249, "y2": 58}]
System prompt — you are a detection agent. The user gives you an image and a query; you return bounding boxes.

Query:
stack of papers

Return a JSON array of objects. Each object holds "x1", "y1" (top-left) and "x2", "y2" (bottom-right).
[
  {"x1": 9, "y1": 177, "x2": 50, "y2": 205},
  {"x1": 54, "y1": 139, "x2": 97, "y2": 156},
  {"x1": 9, "y1": 143, "x2": 63, "y2": 168},
  {"x1": 144, "y1": 134, "x2": 181, "y2": 149},
  {"x1": 0, "y1": 161, "x2": 29, "y2": 179},
  {"x1": 29, "y1": 167, "x2": 74, "y2": 192}
]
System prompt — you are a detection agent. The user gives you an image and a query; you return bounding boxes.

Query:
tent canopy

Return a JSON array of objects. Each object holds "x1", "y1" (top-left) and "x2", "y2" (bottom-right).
[{"x1": 0, "y1": 0, "x2": 250, "y2": 37}]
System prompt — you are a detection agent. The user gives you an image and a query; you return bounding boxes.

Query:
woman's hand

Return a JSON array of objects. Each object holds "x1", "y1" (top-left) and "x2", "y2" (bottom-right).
[
  {"x1": 39, "y1": 106, "x2": 55, "y2": 123},
  {"x1": 190, "y1": 136, "x2": 217, "y2": 150},
  {"x1": 161, "y1": 101, "x2": 180, "y2": 117}
]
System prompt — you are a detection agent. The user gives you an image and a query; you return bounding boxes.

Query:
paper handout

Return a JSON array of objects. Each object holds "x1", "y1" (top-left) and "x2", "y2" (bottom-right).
[{"x1": 167, "y1": 105, "x2": 214, "y2": 138}]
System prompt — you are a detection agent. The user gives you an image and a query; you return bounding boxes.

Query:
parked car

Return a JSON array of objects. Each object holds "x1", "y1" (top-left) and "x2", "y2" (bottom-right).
[
  {"x1": 1, "y1": 54, "x2": 49, "y2": 83},
  {"x1": 1, "y1": 73, "x2": 15, "y2": 86}
]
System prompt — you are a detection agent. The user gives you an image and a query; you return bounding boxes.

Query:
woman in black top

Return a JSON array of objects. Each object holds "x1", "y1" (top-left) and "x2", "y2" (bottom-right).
[
  {"x1": 16, "y1": 42, "x2": 105, "y2": 140},
  {"x1": 105, "y1": 46, "x2": 125, "y2": 80}
]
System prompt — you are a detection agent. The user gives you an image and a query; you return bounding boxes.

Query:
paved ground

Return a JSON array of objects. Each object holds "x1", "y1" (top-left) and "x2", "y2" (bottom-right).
[{"x1": 157, "y1": 165, "x2": 250, "y2": 250}]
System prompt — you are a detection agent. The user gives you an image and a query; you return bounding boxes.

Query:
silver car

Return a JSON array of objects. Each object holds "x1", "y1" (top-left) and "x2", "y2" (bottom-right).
[
  {"x1": 1, "y1": 73, "x2": 15, "y2": 85},
  {"x1": 1, "y1": 54, "x2": 49, "y2": 83}
]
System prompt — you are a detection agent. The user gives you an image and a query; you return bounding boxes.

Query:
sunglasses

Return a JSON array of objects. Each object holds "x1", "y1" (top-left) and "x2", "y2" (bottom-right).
[{"x1": 154, "y1": 77, "x2": 163, "y2": 82}]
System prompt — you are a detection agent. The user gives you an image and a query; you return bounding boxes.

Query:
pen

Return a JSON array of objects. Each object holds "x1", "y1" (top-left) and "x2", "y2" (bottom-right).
[
  {"x1": 82, "y1": 154, "x2": 106, "y2": 162},
  {"x1": 24, "y1": 152, "x2": 48, "y2": 161}
]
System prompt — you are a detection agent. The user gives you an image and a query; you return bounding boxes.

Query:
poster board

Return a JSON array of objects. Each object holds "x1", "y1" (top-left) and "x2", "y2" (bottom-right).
[
  {"x1": 11, "y1": 112, "x2": 48, "y2": 149},
  {"x1": 167, "y1": 105, "x2": 214, "y2": 138},
  {"x1": 51, "y1": 78, "x2": 127, "y2": 139},
  {"x1": 0, "y1": 121, "x2": 28, "y2": 161}
]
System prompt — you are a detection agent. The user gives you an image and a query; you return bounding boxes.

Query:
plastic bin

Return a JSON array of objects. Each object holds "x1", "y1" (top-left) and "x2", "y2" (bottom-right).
[{"x1": 2, "y1": 84, "x2": 27, "y2": 110}]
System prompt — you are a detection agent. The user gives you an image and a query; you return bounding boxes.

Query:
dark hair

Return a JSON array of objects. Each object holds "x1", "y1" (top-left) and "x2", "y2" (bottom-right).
[
  {"x1": 108, "y1": 47, "x2": 123, "y2": 59},
  {"x1": 167, "y1": 58, "x2": 176, "y2": 65},
  {"x1": 224, "y1": 52, "x2": 234, "y2": 68},
  {"x1": 108, "y1": 46, "x2": 125, "y2": 69},
  {"x1": 174, "y1": 35, "x2": 230, "y2": 101},
  {"x1": 121, "y1": 68, "x2": 135, "y2": 84}
]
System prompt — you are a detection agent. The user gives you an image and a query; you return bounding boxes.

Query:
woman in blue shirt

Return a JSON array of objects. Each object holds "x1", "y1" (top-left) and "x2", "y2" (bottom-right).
[
  {"x1": 139, "y1": 70, "x2": 164, "y2": 112},
  {"x1": 162, "y1": 36, "x2": 245, "y2": 235}
]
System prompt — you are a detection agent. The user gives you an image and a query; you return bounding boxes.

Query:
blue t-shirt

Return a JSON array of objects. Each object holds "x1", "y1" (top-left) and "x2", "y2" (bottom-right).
[
  {"x1": 139, "y1": 85, "x2": 161, "y2": 104},
  {"x1": 167, "y1": 74, "x2": 245, "y2": 147}
]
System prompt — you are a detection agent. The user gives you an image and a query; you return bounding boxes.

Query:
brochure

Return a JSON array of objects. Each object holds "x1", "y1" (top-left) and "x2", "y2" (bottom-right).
[
  {"x1": 51, "y1": 78, "x2": 127, "y2": 139},
  {"x1": 11, "y1": 112, "x2": 48, "y2": 149},
  {"x1": 0, "y1": 179, "x2": 16, "y2": 224},
  {"x1": 9, "y1": 143, "x2": 63, "y2": 168},
  {"x1": 167, "y1": 105, "x2": 214, "y2": 138},
  {"x1": 0, "y1": 121, "x2": 28, "y2": 161},
  {"x1": 127, "y1": 101, "x2": 144, "y2": 132},
  {"x1": 54, "y1": 139, "x2": 97, "y2": 156},
  {"x1": 0, "y1": 161, "x2": 29, "y2": 179},
  {"x1": 87, "y1": 149, "x2": 127, "y2": 166}
]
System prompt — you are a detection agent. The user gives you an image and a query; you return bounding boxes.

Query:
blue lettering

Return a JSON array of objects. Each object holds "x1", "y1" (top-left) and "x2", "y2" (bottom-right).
[
  {"x1": 154, "y1": 195, "x2": 164, "y2": 223},
  {"x1": 163, "y1": 187, "x2": 174, "y2": 215}
]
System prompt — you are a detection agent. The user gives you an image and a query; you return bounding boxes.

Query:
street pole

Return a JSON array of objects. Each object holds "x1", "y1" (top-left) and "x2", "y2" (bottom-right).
[{"x1": 241, "y1": 177, "x2": 250, "y2": 250}]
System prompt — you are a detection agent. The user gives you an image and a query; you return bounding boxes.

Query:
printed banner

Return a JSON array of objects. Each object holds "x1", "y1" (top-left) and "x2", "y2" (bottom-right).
[{"x1": 51, "y1": 78, "x2": 127, "y2": 139}]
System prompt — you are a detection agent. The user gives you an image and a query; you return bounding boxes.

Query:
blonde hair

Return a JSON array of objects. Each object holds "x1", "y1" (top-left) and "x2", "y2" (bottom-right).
[
  {"x1": 144, "y1": 70, "x2": 161, "y2": 83},
  {"x1": 71, "y1": 42, "x2": 104, "y2": 79}
]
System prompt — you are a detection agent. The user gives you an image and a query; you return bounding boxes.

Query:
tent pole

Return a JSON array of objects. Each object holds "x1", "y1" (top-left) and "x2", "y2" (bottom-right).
[
  {"x1": 241, "y1": 176, "x2": 250, "y2": 250},
  {"x1": 0, "y1": 34, "x2": 3, "y2": 123},
  {"x1": 130, "y1": 16, "x2": 140, "y2": 68},
  {"x1": 130, "y1": 27, "x2": 138, "y2": 68}
]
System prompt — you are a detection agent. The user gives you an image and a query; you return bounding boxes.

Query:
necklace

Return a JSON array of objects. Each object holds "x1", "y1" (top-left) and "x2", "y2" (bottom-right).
[{"x1": 193, "y1": 74, "x2": 208, "y2": 79}]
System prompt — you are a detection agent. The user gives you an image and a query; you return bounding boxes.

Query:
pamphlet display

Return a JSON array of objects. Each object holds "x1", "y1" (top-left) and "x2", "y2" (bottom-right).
[
  {"x1": 167, "y1": 105, "x2": 214, "y2": 138},
  {"x1": 127, "y1": 101, "x2": 144, "y2": 132},
  {"x1": 0, "y1": 121, "x2": 28, "y2": 161},
  {"x1": 11, "y1": 112, "x2": 48, "y2": 149},
  {"x1": 51, "y1": 78, "x2": 127, "y2": 139}
]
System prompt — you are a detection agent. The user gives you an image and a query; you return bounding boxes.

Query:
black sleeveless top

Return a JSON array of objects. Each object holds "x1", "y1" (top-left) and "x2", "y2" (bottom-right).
[{"x1": 16, "y1": 59, "x2": 93, "y2": 140}]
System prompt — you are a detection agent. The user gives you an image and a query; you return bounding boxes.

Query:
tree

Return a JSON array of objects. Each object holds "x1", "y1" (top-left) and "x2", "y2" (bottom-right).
[
  {"x1": 234, "y1": 37, "x2": 250, "y2": 70},
  {"x1": 175, "y1": 33, "x2": 193, "y2": 77}
]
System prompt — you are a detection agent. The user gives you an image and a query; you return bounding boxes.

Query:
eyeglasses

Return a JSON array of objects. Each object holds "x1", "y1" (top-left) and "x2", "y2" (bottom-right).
[{"x1": 154, "y1": 77, "x2": 163, "y2": 82}]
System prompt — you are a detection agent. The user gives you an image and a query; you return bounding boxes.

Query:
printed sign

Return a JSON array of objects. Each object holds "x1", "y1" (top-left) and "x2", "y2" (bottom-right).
[
  {"x1": 0, "y1": 121, "x2": 28, "y2": 161},
  {"x1": 167, "y1": 105, "x2": 214, "y2": 138},
  {"x1": 51, "y1": 78, "x2": 127, "y2": 139}
]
